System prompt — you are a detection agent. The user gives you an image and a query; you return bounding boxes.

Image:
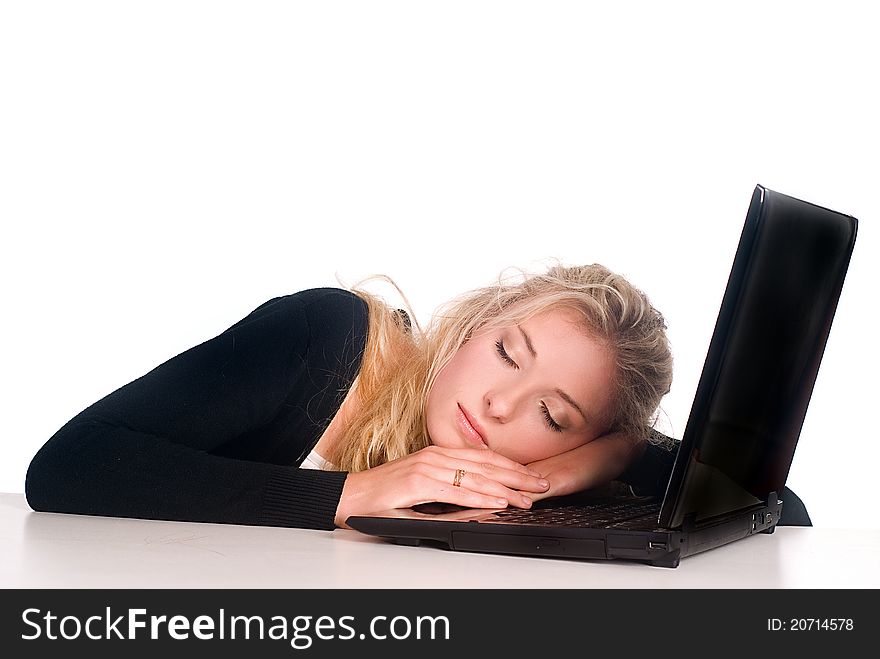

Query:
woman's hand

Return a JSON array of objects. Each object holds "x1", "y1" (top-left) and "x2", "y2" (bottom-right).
[
  {"x1": 334, "y1": 445, "x2": 551, "y2": 528},
  {"x1": 525, "y1": 431, "x2": 645, "y2": 503}
]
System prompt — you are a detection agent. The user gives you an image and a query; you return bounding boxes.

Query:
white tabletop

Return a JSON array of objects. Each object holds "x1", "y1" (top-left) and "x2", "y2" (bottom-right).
[{"x1": 2, "y1": 494, "x2": 877, "y2": 589}]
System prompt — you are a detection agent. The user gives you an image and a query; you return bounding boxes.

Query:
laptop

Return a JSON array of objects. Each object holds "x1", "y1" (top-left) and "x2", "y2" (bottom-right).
[{"x1": 347, "y1": 185, "x2": 858, "y2": 567}]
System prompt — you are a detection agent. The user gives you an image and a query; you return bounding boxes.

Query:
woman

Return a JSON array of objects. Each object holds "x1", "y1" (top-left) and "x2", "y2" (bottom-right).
[{"x1": 25, "y1": 263, "x2": 674, "y2": 530}]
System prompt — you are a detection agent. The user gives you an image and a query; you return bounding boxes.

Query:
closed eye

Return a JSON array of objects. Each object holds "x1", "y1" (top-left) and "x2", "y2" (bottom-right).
[
  {"x1": 541, "y1": 402, "x2": 563, "y2": 432},
  {"x1": 495, "y1": 339, "x2": 519, "y2": 369}
]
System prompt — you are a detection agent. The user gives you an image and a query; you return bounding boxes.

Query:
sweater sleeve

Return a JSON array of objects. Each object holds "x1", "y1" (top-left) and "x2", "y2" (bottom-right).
[
  {"x1": 24, "y1": 289, "x2": 366, "y2": 530},
  {"x1": 616, "y1": 430, "x2": 680, "y2": 497}
]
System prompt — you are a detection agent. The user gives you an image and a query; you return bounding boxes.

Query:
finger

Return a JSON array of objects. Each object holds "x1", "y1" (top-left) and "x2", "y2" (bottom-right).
[
  {"x1": 424, "y1": 445, "x2": 544, "y2": 478},
  {"x1": 420, "y1": 451, "x2": 550, "y2": 495},
  {"x1": 475, "y1": 460, "x2": 551, "y2": 494},
  {"x1": 458, "y1": 470, "x2": 537, "y2": 508},
  {"x1": 426, "y1": 464, "x2": 534, "y2": 509},
  {"x1": 426, "y1": 481, "x2": 510, "y2": 510},
  {"x1": 520, "y1": 486, "x2": 557, "y2": 504}
]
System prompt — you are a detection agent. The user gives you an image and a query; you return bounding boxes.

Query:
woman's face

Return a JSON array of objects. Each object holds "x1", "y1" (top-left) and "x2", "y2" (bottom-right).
[{"x1": 425, "y1": 308, "x2": 616, "y2": 464}]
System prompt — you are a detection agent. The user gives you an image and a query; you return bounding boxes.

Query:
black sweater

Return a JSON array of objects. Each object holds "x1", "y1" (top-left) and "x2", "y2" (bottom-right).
[{"x1": 25, "y1": 287, "x2": 678, "y2": 530}]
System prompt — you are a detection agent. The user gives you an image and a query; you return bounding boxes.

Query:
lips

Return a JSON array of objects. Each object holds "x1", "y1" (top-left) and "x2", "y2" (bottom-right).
[{"x1": 456, "y1": 403, "x2": 487, "y2": 448}]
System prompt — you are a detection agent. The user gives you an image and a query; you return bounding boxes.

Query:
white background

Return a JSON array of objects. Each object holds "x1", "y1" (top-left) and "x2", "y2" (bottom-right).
[{"x1": 1, "y1": 1, "x2": 876, "y2": 529}]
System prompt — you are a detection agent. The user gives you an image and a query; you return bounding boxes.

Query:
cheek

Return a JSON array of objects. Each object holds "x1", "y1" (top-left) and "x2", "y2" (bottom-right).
[
  {"x1": 424, "y1": 344, "x2": 488, "y2": 443},
  {"x1": 492, "y1": 421, "x2": 551, "y2": 463},
  {"x1": 424, "y1": 361, "x2": 460, "y2": 443},
  {"x1": 430, "y1": 344, "x2": 482, "y2": 398},
  {"x1": 496, "y1": 424, "x2": 593, "y2": 464},
  {"x1": 427, "y1": 362, "x2": 456, "y2": 410},
  {"x1": 496, "y1": 441, "x2": 550, "y2": 465}
]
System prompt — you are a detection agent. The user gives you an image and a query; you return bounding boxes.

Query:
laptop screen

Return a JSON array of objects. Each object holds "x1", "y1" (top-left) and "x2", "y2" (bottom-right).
[{"x1": 659, "y1": 186, "x2": 857, "y2": 528}]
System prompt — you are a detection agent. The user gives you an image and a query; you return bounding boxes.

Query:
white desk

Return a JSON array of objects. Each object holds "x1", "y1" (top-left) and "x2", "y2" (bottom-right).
[{"x1": 2, "y1": 493, "x2": 878, "y2": 588}]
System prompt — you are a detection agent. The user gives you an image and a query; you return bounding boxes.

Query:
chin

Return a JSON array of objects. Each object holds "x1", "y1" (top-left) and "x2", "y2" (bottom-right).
[{"x1": 426, "y1": 427, "x2": 462, "y2": 451}]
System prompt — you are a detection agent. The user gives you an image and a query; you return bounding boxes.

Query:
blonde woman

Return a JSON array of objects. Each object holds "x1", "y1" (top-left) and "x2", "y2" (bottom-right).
[{"x1": 25, "y1": 264, "x2": 675, "y2": 530}]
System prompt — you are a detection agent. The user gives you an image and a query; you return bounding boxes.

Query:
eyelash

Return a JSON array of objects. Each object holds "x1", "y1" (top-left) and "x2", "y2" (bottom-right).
[
  {"x1": 495, "y1": 339, "x2": 563, "y2": 433},
  {"x1": 494, "y1": 339, "x2": 519, "y2": 369},
  {"x1": 541, "y1": 402, "x2": 563, "y2": 433}
]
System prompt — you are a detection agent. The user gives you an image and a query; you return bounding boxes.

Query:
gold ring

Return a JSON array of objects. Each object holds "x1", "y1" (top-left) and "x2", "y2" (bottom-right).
[{"x1": 453, "y1": 468, "x2": 466, "y2": 487}]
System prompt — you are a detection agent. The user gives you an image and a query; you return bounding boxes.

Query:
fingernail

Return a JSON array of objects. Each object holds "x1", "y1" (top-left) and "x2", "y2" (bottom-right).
[
  {"x1": 495, "y1": 498, "x2": 508, "y2": 507},
  {"x1": 538, "y1": 479, "x2": 550, "y2": 489},
  {"x1": 521, "y1": 495, "x2": 532, "y2": 507}
]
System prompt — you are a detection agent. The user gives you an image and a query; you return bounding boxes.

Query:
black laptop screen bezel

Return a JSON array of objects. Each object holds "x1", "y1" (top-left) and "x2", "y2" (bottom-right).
[{"x1": 657, "y1": 185, "x2": 857, "y2": 529}]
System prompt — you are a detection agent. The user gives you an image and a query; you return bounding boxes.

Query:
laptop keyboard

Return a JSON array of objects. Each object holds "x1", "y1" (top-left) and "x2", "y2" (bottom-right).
[{"x1": 489, "y1": 497, "x2": 662, "y2": 530}]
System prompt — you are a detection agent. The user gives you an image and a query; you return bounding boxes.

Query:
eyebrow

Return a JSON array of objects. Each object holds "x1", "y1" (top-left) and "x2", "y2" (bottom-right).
[
  {"x1": 517, "y1": 325, "x2": 590, "y2": 424},
  {"x1": 555, "y1": 388, "x2": 589, "y2": 424},
  {"x1": 517, "y1": 325, "x2": 537, "y2": 359}
]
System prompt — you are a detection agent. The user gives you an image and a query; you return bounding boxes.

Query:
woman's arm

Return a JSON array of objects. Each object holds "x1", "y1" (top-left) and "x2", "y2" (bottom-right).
[
  {"x1": 523, "y1": 429, "x2": 679, "y2": 502},
  {"x1": 334, "y1": 445, "x2": 553, "y2": 527},
  {"x1": 524, "y1": 431, "x2": 645, "y2": 502},
  {"x1": 25, "y1": 289, "x2": 366, "y2": 530}
]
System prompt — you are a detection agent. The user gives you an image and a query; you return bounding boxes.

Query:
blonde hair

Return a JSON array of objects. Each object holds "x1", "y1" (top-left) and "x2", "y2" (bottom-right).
[{"x1": 326, "y1": 264, "x2": 673, "y2": 472}]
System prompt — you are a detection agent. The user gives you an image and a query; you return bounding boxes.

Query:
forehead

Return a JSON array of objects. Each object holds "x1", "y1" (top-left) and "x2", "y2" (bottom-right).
[
  {"x1": 516, "y1": 309, "x2": 615, "y2": 421},
  {"x1": 516, "y1": 307, "x2": 595, "y2": 345}
]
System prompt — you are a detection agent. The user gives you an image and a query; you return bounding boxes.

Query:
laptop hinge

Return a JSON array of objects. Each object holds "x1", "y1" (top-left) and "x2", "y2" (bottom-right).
[{"x1": 679, "y1": 490, "x2": 781, "y2": 532}]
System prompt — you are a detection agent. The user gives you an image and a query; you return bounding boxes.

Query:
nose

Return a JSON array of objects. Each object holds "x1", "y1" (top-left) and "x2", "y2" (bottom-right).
[{"x1": 484, "y1": 388, "x2": 521, "y2": 423}]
